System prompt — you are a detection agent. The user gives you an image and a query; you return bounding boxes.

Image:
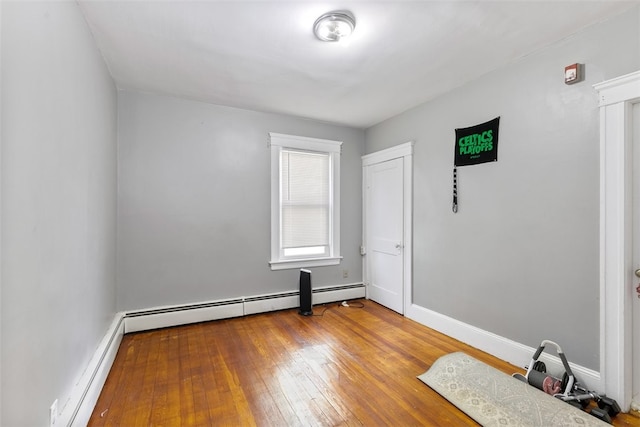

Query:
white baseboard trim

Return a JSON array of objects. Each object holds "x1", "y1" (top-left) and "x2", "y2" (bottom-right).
[
  {"x1": 125, "y1": 300, "x2": 245, "y2": 333},
  {"x1": 124, "y1": 283, "x2": 365, "y2": 333},
  {"x1": 63, "y1": 313, "x2": 125, "y2": 427},
  {"x1": 61, "y1": 291, "x2": 603, "y2": 427},
  {"x1": 406, "y1": 303, "x2": 602, "y2": 392},
  {"x1": 313, "y1": 283, "x2": 366, "y2": 305},
  {"x1": 236, "y1": 284, "x2": 367, "y2": 316},
  {"x1": 61, "y1": 283, "x2": 364, "y2": 425},
  {"x1": 244, "y1": 292, "x2": 299, "y2": 316}
]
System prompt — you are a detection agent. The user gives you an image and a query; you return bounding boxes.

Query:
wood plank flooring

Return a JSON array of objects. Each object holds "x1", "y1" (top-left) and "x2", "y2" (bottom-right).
[{"x1": 89, "y1": 299, "x2": 639, "y2": 426}]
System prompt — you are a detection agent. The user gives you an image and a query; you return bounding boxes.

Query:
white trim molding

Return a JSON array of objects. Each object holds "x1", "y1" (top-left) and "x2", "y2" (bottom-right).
[
  {"x1": 406, "y1": 303, "x2": 603, "y2": 393},
  {"x1": 595, "y1": 71, "x2": 640, "y2": 107},
  {"x1": 269, "y1": 256, "x2": 343, "y2": 271},
  {"x1": 124, "y1": 283, "x2": 366, "y2": 333},
  {"x1": 594, "y1": 70, "x2": 640, "y2": 411},
  {"x1": 65, "y1": 313, "x2": 125, "y2": 427},
  {"x1": 362, "y1": 142, "x2": 414, "y2": 167},
  {"x1": 64, "y1": 283, "x2": 365, "y2": 424}
]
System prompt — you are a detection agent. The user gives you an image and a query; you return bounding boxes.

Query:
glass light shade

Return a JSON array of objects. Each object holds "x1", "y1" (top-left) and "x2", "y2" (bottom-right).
[{"x1": 313, "y1": 11, "x2": 355, "y2": 42}]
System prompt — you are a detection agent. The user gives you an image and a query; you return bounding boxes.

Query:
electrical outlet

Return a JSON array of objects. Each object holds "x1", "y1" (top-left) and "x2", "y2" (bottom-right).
[
  {"x1": 49, "y1": 399, "x2": 58, "y2": 427},
  {"x1": 342, "y1": 269, "x2": 349, "y2": 279}
]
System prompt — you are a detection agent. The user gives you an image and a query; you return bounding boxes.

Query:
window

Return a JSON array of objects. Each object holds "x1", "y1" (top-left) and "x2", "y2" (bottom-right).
[{"x1": 269, "y1": 133, "x2": 342, "y2": 270}]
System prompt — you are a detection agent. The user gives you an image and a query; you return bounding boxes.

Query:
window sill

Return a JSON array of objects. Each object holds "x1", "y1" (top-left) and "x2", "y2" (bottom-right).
[{"x1": 269, "y1": 256, "x2": 342, "y2": 271}]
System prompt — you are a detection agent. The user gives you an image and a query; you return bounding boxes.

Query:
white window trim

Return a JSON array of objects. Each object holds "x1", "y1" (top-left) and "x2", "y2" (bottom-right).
[{"x1": 269, "y1": 133, "x2": 342, "y2": 271}]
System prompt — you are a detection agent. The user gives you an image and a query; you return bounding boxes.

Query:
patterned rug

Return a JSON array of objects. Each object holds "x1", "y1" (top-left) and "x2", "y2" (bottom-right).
[{"x1": 418, "y1": 352, "x2": 609, "y2": 426}]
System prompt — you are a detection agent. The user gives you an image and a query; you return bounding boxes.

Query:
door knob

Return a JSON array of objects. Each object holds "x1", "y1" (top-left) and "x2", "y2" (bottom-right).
[{"x1": 635, "y1": 269, "x2": 640, "y2": 278}]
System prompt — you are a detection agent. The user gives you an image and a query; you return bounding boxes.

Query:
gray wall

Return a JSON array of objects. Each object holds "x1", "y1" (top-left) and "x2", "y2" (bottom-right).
[
  {"x1": 1, "y1": 2, "x2": 117, "y2": 426},
  {"x1": 117, "y1": 91, "x2": 364, "y2": 311},
  {"x1": 365, "y1": 7, "x2": 640, "y2": 370}
]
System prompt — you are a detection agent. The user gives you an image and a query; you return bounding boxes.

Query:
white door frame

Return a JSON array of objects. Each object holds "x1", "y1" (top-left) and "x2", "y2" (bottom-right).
[
  {"x1": 362, "y1": 142, "x2": 414, "y2": 314},
  {"x1": 594, "y1": 70, "x2": 640, "y2": 411}
]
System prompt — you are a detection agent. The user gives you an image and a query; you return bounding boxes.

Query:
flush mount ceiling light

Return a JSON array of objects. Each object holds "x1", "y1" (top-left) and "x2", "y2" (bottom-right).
[{"x1": 313, "y1": 11, "x2": 356, "y2": 42}]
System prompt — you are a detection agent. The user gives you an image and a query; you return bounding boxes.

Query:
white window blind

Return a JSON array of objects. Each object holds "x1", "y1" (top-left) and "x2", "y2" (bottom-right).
[{"x1": 281, "y1": 150, "x2": 330, "y2": 257}]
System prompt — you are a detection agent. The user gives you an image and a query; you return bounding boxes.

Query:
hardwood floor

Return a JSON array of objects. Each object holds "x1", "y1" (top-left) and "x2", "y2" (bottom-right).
[{"x1": 89, "y1": 299, "x2": 639, "y2": 426}]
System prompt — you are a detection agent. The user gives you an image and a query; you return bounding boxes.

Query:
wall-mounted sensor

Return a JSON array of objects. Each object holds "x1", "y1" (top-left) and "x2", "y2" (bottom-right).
[{"x1": 564, "y1": 63, "x2": 584, "y2": 85}]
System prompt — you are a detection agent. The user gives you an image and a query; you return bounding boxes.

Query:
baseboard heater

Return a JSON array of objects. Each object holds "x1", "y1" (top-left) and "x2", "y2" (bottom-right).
[{"x1": 124, "y1": 283, "x2": 365, "y2": 333}]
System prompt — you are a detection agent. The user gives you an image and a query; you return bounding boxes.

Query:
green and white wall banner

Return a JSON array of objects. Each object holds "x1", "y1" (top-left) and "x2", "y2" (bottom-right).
[{"x1": 452, "y1": 117, "x2": 500, "y2": 213}]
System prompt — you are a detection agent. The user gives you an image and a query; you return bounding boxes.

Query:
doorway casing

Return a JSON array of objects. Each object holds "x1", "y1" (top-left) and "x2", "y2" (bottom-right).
[{"x1": 594, "y1": 70, "x2": 640, "y2": 411}]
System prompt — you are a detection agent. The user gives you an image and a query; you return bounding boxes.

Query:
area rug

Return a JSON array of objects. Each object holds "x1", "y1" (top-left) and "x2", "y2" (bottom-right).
[{"x1": 418, "y1": 352, "x2": 610, "y2": 426}]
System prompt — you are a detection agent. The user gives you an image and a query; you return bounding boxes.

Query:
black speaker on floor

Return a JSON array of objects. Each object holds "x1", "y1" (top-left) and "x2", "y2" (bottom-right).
[{"x1": 299, "y1": 269, "x2": 313, "y2": 316}]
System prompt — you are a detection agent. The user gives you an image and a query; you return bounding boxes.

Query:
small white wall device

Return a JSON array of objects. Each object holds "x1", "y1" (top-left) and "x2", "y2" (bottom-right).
[{"x1": 564, "y1": 63, "x2": 584, "y2": 85}]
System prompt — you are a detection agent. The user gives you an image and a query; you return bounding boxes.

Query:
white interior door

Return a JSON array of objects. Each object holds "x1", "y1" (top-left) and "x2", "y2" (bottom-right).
[
  {"x1": 364, "y1": 157, "x2": 404, "y2": 313},
  {"x1": 632, "y1": 102, "x2": 640, "y2": 410}
]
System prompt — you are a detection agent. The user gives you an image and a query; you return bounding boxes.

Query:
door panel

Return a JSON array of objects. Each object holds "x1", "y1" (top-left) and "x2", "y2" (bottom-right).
[{"x1": 365, "y1": 158, "x2": 404, "y2": 313}]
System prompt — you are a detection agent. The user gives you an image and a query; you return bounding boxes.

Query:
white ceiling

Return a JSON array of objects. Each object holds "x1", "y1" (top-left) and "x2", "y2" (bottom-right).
[{"x1": 78, "y1": 1, "x2": 638, "y2": 129}]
